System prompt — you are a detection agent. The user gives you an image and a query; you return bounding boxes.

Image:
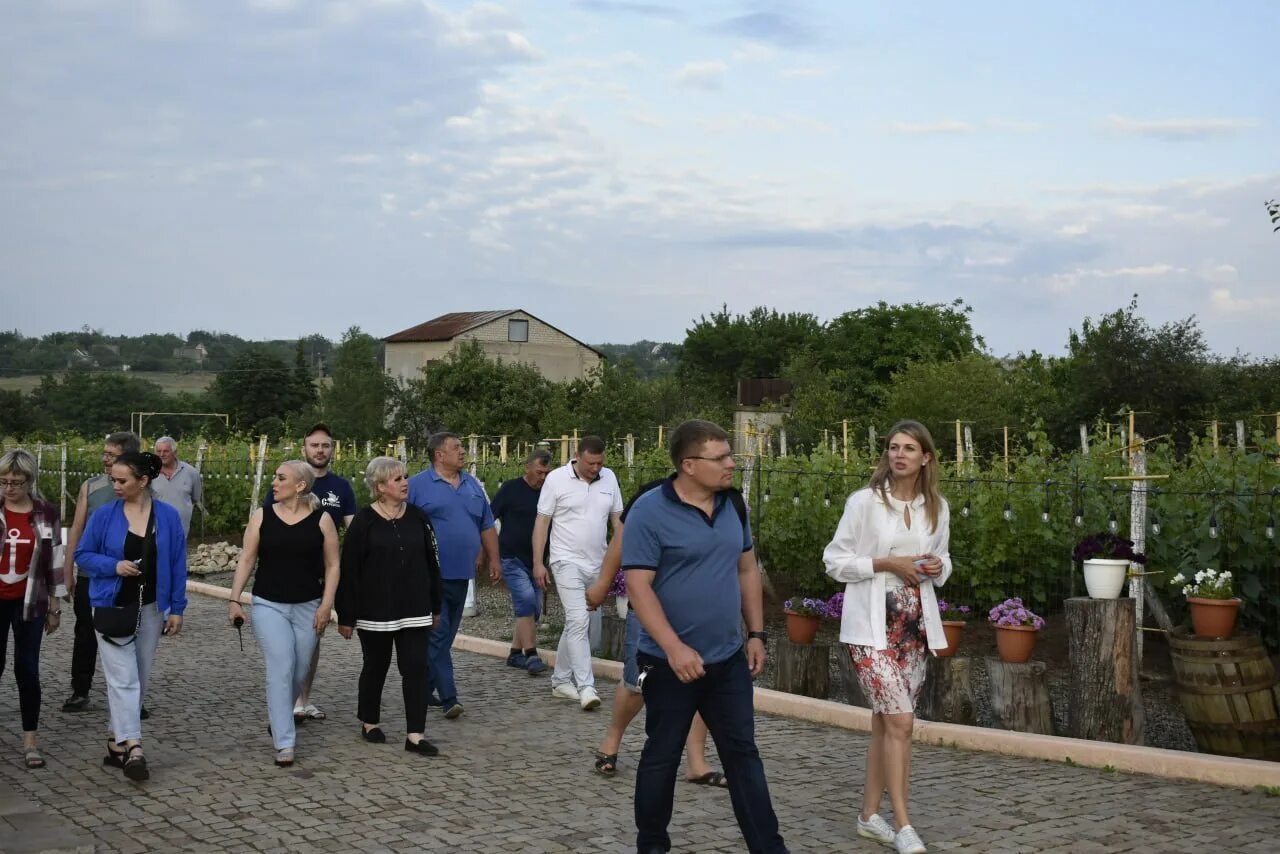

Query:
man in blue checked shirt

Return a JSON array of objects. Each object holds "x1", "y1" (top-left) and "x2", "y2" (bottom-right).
[{"x1": 407, "y1": 431, "x2": 501, "y2": 720}]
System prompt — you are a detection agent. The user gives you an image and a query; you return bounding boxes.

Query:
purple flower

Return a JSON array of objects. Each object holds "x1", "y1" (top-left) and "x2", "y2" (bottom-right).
[{"x1": 987, "y1": 596, "x2": 1044, "y2": 630}]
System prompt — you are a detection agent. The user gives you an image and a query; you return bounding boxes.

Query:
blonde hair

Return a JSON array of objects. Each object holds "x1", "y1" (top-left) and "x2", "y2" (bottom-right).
[
  {"x1": 364, "y1": 456, "x2": 405, "y2": 500},
  {"x1": 0, "y1": 449, "x2": 39, "y2": 499},
  {"x1": 279, "y1": 459, "x2": 321, "y2": 511},
  {"x1": 868, "y1": 420, "x2": 943, "y2": 533}
]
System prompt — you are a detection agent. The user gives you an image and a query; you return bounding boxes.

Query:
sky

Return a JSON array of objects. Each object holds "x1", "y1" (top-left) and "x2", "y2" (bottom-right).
[{"x1": 2, "y1": 0, "x2": 1277, "y2": 357}]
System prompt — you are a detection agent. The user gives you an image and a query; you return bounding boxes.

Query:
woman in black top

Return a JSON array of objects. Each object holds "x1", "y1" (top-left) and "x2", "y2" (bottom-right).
[
  {"x1": 337, "y1": 457, "x2": 442, "y2": 756},
  {"x1": 228, "y1": 460, "x2": 339, "y2": 768}
]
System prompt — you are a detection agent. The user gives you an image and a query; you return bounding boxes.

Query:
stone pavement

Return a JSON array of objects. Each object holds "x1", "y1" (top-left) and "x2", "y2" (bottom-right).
[{"x1": 2, "y1": 593, "x2": 1278, "y2": 853}]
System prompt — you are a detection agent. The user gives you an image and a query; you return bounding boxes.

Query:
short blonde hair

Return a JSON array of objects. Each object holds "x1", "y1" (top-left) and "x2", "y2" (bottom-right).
[
  {"x1": 364, "y1": 456, "x2": 405, "y2": 500},
  {"x1": 0, "y1": 449, "x2": 39, "y2": 499}
]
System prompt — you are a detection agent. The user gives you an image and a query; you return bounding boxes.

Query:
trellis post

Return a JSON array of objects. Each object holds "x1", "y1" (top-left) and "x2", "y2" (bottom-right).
[
  {"x1": 1236, "y1": 420, "x2": 1246, "y2": 451},
  {"x1": 1079, "y1": 424, "x2": 1089, "y2": 455},
  {"x1": 779, "y1": 428, "x2": 787, "y2": 457},
  {"x1": 624, "y1": 434, "x2": 635, "y2": 466},
  {"x1": 842, "y1": 419, "x2": 849, "y2": 464},
  {"x1": 59, "y1": 443, "x2": 68, "y2": 521},
  {"x1": 248, "y1": 434, "x2": 268, "y2": 518},
  {"x1": 963, "y1": 425, "x2": 975, "y2": 470},
  {"x1": 499, "y1": 435, "x2": 508, "y2": 463},
  {"x1": 954, "y1": 420, "x2": 964, "y2": 467}
]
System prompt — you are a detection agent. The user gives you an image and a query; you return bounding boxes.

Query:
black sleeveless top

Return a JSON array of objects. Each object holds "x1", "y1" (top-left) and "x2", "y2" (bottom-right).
[
  {"x1": 254, "y1": 506, "x2": 326, "y2": 604},
  {"x1": 118, "y1": 508, "x2": 157, "y2": 607}
]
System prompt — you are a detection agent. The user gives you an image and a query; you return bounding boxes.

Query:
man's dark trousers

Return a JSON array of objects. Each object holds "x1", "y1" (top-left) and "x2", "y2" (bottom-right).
[
  {"x1": 634, "y1": 647, "x2": 787, "y2": 854},
  {"x1": 70, "y1": 576, "x2": 98, "y2": 696}
]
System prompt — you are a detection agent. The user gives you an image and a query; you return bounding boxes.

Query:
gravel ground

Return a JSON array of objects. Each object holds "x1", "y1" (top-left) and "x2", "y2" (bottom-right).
[{"x1": 197, "y1": 571, "x2": 1199, "y2": 753}]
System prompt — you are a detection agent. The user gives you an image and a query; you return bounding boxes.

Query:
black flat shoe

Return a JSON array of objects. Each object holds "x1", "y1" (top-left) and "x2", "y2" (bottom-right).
[
  {"x1": 122, "y1": 745, "x2": 149, "y2": 781},
  {"x1": 361, "y1": 726, "x2": 386, "y2": 743},
  {"x1": 63, "y1": 693, "x2": 90, "y2": 713},
  {"x1": 140, "y1": 706, "x2": 151, "y2": 721},
  {"x1": 404, "y1": 737, "x2": 439, "y2": 756}
]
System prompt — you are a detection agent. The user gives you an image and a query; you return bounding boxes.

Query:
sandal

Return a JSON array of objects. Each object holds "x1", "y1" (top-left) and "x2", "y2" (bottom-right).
[
  {"x1": 688, "y1": 771, "x2": 729, "y2": 788},
  {"x1": 299, "y1": 703, "x2": 326, "y2": 720},
  {"x1": 274, "y1": 748, "x2": 294, "y2": 768},
  {"x1": 103, "y1": 741, "x2": 126, "y2": 769},
  {"x1": 24, "y1": 747, "x2": 45, "y2": 769},
  {"x1": 593, "y1": 750, "x2": 618, "y2": 776},
  {"x1": 122, "y1": 745, "x2": 149, "y2": 782}
]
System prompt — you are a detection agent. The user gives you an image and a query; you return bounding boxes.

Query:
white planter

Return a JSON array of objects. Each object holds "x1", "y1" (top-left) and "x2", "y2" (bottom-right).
[
  {"x1": 1083, "y1": 558, "x2": 1130, "y2": 599},
  {"x1": 616, "y1": 595, "x2": 629, "y2": 619}
]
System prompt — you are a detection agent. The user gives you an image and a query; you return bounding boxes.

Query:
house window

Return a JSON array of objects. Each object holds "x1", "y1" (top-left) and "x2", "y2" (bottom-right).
[{"x1": 508, "y1": 319, "x2": 529, "y2": 342}]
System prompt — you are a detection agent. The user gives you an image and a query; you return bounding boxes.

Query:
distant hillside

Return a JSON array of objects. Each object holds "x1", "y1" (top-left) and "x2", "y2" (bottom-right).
[{"x1": 594, "y1": 340, "x2": 681, "y2": 379}]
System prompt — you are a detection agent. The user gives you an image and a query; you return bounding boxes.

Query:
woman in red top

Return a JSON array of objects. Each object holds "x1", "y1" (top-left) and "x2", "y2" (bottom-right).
[{"x1": 0, "y1": 449, "x2": 65, "y2": 769}]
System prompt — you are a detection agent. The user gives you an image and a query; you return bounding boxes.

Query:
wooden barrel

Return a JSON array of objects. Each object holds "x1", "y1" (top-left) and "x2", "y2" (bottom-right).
[{"x1": 1167, "y1": 628, "x2": 1280, "y2": 760}]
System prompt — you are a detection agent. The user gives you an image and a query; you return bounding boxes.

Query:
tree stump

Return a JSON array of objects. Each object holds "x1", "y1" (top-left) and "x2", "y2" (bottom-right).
[
  {"x1": 834, "y1": 646, "x2": 870, "y2": 707},
  {"x1": 775, "y1": 638, "x2": 831, "y2": 699},
  {"x1": 599, "y1": 614, "x2": 627, "y2": 661},
  {"x1": 1065, "y1": 597, "x2": 1144, "y2": 744},
  {"x1": 918, "y1": 655, "x2": 976, "y2": 725},
  {"x1": 986, "y1": 659, "x2": 1055, "y2": 735}
]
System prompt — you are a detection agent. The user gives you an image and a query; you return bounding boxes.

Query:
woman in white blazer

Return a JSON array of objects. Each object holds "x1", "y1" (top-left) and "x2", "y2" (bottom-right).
[{"x1": 822, "y1": 420, "x2": 952, "y2": 854}]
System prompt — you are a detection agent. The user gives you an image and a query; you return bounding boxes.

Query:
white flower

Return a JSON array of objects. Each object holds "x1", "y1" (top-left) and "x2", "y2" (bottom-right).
[
  {"x1": 1221, "y1": 571, "x2": 1232, "y2": 580},
  {"x1": 1194, "y1": 571, "x2": 1206, "y2": 583},
  {"x1": 1170, "y1": 573, "x2": 1186, "y2": 585},
  {"x1": 1205, "y1": 568, "x2": 1218, "y2": 578},
  {"x1": 1182, "y1": 585, "x2": 1193, "y2": 596}
]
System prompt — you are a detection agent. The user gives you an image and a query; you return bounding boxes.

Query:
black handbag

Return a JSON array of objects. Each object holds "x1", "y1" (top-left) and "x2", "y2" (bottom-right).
[{"x1": 93, "y1": 509, "x2": 155, "y2": 644}]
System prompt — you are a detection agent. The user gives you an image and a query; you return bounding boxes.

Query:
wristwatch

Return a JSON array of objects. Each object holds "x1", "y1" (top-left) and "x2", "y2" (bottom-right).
[{"x1": 747, "y1": 630, "x2": 768, "y2": 643}]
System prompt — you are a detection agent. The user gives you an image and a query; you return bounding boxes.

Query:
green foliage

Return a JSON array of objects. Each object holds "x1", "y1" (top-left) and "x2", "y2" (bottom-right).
[
  {"x1": 679, "y1": 306, "x2": 822, "y2": 400},
  {"x1": 26, "y1": 369, "x2": 167, "y2": 437},
  {"x1": 322, "y1": 326, "x2": 391, "y2": 440},
  {"x1": 593, "y1": 341, "x2": 681, "y2": 379},
  {"x1": 209, "y1": 347, "x2": 316, "y2": 434}
]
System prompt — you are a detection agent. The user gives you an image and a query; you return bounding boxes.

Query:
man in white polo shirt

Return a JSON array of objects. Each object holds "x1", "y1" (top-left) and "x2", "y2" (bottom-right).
[{"x1": 532, "y1": 435, "x2": 622, "y2": 711}]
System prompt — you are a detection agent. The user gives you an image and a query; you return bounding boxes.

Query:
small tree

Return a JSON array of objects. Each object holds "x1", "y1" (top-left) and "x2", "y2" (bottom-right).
[{"x1": 322, "y1": 326, "x2": 392, "y2": 440}]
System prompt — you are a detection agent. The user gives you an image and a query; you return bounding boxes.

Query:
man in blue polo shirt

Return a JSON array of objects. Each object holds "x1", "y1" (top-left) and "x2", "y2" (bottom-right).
[
  {"x1": 408, "y1": 431, "x2": 501, "y2": 720},
  {"x1": 622, "y1": 419, "x2": 786, "y2": 854}
]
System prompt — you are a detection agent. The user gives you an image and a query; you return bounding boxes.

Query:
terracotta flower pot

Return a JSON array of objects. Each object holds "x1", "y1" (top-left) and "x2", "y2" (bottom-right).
[
  {"x1": 1082, "y1": 558, "x2": 1130, "y2": 599},
  {"x1": 784, "y1": 611, "x2": 821, "y2": 645},
  {"x1": 994, "y1": 624, "x2": 1038, "y2": 663},
  {"x1": 937, "y1": 620, "x2": 965, "y2": 657},
  {"x1": 1187, "y1": 596, "x2": 1241, "y2": 639}
]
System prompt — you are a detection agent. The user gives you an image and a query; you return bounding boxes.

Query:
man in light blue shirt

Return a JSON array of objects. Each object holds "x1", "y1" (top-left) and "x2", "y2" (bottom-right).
[{"x1": 407, "y1": 431, "x2": 500, "y2": 720}]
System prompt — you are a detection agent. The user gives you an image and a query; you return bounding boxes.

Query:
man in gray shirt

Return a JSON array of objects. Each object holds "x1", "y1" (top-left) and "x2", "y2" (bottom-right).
[{"x1": 150, "y1": 436, "x2": 203, "y2": 535}]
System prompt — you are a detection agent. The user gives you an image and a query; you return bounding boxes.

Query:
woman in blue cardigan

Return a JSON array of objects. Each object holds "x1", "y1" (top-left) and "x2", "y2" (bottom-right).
[{"x1": 75, "y1": 451, "x2": 187, "y2": 782}]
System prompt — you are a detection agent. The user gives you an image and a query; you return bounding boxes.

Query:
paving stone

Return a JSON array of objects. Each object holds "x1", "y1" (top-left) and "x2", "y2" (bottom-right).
[{"x1": 3, "y1": 593, "x2": 1280, "y2": 852}]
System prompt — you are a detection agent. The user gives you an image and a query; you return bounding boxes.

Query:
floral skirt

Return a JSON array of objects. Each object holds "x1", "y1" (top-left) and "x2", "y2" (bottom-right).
[{"x1": 847, "y1": 585, "x2": 927, "y2": 715}]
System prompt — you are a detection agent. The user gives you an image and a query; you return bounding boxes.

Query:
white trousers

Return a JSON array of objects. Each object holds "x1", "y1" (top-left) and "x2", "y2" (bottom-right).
[
  {"x1": 550, "y1": 561, "x2": 602, "y2": 690},
  {"x1": 97, "y1": 604, "x2": 164, "y2": 743}
]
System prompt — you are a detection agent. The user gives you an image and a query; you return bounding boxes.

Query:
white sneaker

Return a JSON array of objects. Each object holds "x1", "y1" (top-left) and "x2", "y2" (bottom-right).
[
  {"x1": 551, "y1": 683, "x2": 580, "y2": 701},
  {"x1": 856, "y1": 813, "x2": 895, "y2": 846},
  {"x1": 894, "y1": 825, "x2": 927, "y2": 854},
  {"x1": 579, "y1": 686, "x2": 602, "y2": 711}
]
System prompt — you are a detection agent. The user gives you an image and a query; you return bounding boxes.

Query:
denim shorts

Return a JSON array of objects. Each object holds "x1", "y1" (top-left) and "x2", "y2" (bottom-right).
[
  {"x1": 501, "y1": 557, "x2": 543, "y2": 620},
  {"x1": 622, "y1": 611, "x2": 641, "y2": 693}
]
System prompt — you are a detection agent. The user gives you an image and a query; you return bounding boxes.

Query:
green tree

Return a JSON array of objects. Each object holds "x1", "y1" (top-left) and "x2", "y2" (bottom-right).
[
  {"x1": 386, "y1": 341, "x2": 554, "y2": 443},
  {"x1": 678, "y1": 306, "x2": 822, "y2": 400},
  {"x1": 27, "y1": 368, "x2": 167, "y2": 436},
  {"x1": 0, "y1": 389, "x2": 36, "y2": 436},
  {"x1": 322, "y1": 326, "x2": 392, "y2": 440},
  {"x1": 210, "y1": 347, "x2": 313, "y2": 434},
  {"x1": 876, "y1": 353, "x2": 1020, "y2": 442}
]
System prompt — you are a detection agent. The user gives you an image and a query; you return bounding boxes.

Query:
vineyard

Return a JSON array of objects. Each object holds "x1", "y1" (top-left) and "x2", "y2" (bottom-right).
[{"x1": 15, "y1": 426, "x2": 1280, "y2": 651}]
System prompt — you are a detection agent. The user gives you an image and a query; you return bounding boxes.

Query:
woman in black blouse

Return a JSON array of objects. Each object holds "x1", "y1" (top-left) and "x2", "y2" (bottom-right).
[
  {"x1": 228, "y1": 460, "x2": 339, "y2": 768},
  {"x1": 337, "y1": 457, "x2": 442, "y2": 756}
]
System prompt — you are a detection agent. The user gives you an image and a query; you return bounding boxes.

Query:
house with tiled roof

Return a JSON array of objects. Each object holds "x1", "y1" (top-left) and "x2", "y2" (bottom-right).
[{"x1": 383, "y1": 310, "x2": 604, "y2": 383}]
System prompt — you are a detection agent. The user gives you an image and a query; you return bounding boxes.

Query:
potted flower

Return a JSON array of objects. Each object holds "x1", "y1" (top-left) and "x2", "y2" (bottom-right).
[
  {"x1": 988, "y1": 597, "x2": 1045, "y2": 663},
  {"x1": 936, "y1": 600, "x2": 972, "y2": 658},
  {"x1": 1072, "y1": 533, "x2": 1147, "y2": 599},
  {"x1": 783, "y1": 597, "x2": 828, "y2": 644},
  {"x1": 1170, "y1": 569, "x2": 1239, "y2": 639},
  {"x1": 824, "y1": 591, "x2": 844, "y2": 621}
]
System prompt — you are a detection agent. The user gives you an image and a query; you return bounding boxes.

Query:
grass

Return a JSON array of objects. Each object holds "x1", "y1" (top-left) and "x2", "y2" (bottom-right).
[
  {"x1": 0, "y1": 371, "x2": 216, "y2": 395},
  {"x1": 1259, "y1": 785, "x2": 1280, "y2": 797}
]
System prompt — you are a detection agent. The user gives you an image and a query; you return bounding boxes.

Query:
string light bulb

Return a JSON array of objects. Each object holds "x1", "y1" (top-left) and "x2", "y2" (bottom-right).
[
  {"x1": 823, "y1": 491, "x2": 831, "y2": 508},
  {"x1": 1074, "y1": 509, "x2": 1083, "y2": 527},
  {"x1": 792, "y1": 492, "x2": 800, "y2": 507},
  {"x1": 1208, "y1": 513, "x2": 1218, "y2": 539},
  {"x1": 1042, "y1": 509, "x2": 1050, "y2": 524},
  {"x1": 1108, "y1": 510, "x2": 1118, "y2": 533},
  {"x1": 961, "y1": 500, "x2": 970, "y2": 518},
  {"x1": 1002, "y1": 501, "x2": 1013, "y2": 522},
  {"x1": 1151, "y1": 514, "x2": 1161, "y2": 537},
  {"x1": 1267, "y1": 513, "x2": 1275, "y2": 541},
  {"x1": 763, "y1": 489, "x2": 770, "y2": 503}
]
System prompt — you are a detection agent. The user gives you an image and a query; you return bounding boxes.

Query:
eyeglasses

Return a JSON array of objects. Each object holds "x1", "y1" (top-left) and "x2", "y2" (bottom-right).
[
  {"x1": 0, "y1": 479, "x2": 28, "y2": 489},
  {"x1": 683, "y1": 453, "x2": 737, "y2": 464}
]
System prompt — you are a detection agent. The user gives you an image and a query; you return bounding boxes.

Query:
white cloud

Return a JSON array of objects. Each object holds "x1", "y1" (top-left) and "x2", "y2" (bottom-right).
[
  {"x1": 987, "y1": 119, "x2": 1042, "y2": 133},
  {"x1": 780, "y1": 65, "x2": 834, "y2": 79},
  {"x1": 673, "y1": 60, "x2": 728, "y2": 90},
  {"x1": 1210, "y1": 288, "x2": 1280, "y2": 314},
  {"x1": 888, "y1": 120, "x2": 973, "y2": 135},
  {"x1": 732, "y1": 42, "x2": 776, "y2": 63},
  {"x1": 1105, "y1": 114, "x2": 1258, "y2": 141},
  {"x1": 698, "y1": 113, "x2": 831, "y2": 134}
]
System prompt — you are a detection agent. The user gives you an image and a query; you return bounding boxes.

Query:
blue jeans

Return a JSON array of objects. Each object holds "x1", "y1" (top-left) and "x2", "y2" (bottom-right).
[
  {"x1": 634, "y1": 648, "x2": 787, "y2": 854},
  {"x1": 253, "y1": 596, "x2": 320, "y2": 750},
  {"x1": 501, "y1": 557, "x2": 543, "y2": 620},
  {"x1": 622, "y1": 611, "x2": 641, "y2": 692},
  {"x1": 0, "y1": 599, "x2": 44, "y2": 731},
  {"x1": 428, "y1": 579, "x2": 470, "y2": 707}
]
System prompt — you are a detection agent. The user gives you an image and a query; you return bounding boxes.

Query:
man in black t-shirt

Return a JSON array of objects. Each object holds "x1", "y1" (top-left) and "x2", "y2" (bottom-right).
[{"x1": 490, "y1": 448, "x2": 553, "y2": 675}]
